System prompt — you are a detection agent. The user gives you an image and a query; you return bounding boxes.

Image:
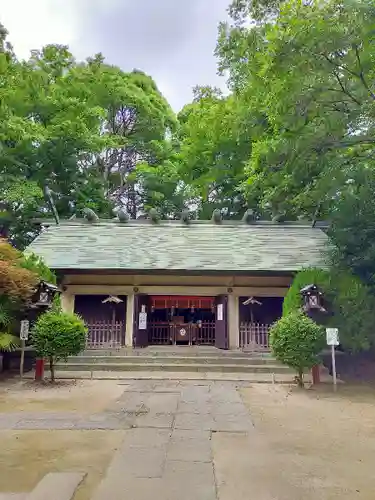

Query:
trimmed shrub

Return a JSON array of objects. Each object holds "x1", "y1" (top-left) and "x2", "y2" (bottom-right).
[
  {"x1": 270, "y1": 311, "x2": 325, "y2": 387},
  {"x1": 31, "y1": 310, "x2": 87, "y2": 382}
]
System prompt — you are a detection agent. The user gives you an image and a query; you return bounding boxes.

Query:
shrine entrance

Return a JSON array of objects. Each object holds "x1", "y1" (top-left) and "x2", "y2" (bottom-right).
[{"x1": 133, "y1": 295, "x2": 228, "y2": 349}]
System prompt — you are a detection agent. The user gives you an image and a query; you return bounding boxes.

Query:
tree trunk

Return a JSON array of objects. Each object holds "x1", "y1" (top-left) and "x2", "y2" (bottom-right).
[
  {"x1": 49, "y1": 356, "x2": 55, "y2": 383},
  {"x1": 297, "y1": 368, "x2": 304, "y2": 388}
]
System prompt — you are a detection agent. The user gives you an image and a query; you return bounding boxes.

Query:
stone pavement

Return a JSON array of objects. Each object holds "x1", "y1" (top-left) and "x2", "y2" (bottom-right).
[
  {"x1": 0, "y1": 380, "x2": 255, "y2": 499},
  {"x1": 90, "y1": 380, "x2": 254, "y2": 500}
]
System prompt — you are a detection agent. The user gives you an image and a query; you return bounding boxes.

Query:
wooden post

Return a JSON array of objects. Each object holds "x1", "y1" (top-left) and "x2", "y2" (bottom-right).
[
  {"x1": 20, "y1": 339, "x2": 25, "y2": 378},
  {"x1": 311, "y1": 364, "x2": 320, "y2": 385},
  {"x1": 35, "y1": 358, "x2": 45, "y2": 381},
  {"x1": 331, "y1": 344, "x2": 337, "y2": 392}
]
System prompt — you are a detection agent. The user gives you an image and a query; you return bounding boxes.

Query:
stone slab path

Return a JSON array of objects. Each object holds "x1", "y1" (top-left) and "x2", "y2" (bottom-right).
[
  {"x1": 90, "y1": 380, "x2": 254, "y2": 500},
  {"x1": 0, "y1": 380, "x2": 255, "y2": 500}
]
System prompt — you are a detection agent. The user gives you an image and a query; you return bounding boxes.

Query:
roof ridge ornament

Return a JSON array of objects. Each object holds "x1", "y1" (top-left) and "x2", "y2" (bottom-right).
[
  {"x1": 211, "y1": 209, "x2": 222, "y2": 224},
  {"x1": 272, "y1": 212, "x2": 286, "y2": 223},
  {"x1": 149, "y1": 208, "x2": 161, "y2": 224},
  {"x1": 83, "y1": 208, "x2": 99, "y2": 223},
  {"x1": 242, "y1": 209, "x2": 256, "y2": 224},
  {"x1": 44, "y1": 186, "x2": 60, "y2": 225},
  {"x1": 117, "y1": 209, "x2": 129, "y2": 223},
  {"x1": 181, "y1": 209, "x2": 190, "y2": 225}
]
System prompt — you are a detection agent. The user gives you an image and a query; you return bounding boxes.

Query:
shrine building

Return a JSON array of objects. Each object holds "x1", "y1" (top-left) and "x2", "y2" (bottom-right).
[{"x1": 26, "y1": 217, "x2": 328, "y2": 351}]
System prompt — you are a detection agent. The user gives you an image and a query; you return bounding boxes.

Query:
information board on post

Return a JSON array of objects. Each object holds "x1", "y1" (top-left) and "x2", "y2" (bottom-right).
[
  {"x1": 326, "y1": 327, "x2": 339, "y2": 391},
  {"x1": 217, "y1": 304, "x2": 223, "y2": 321},
  {"x1": 326, "y1": 328, "x2": 339, "y2": 346},
  {"x1": 20, "y1": 320, "x2": 29, "y2": 341},
  {"x1": 139, "y1": 312, "x2": 147, "y2": 330}
]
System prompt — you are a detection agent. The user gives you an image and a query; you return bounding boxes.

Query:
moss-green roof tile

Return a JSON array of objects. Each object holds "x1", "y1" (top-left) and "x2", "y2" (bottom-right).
[{"x1": 26, "y1": 222, "x2": 329, "y2": 272}]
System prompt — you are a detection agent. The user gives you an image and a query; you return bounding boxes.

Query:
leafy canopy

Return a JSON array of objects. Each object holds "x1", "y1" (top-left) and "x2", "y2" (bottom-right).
[
  {"x1": 0, "y1": 23, "x2": 177, "y2": 247},
  {"x1": 217, "y1": 0, "x2": 375, "y2": 220}
]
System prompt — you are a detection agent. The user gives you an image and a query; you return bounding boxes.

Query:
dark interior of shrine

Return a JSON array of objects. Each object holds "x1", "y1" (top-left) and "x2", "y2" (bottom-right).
[
  {"x1": 239, "y1": 296, "x2": 283, "y2": 325},
  {"x1": 150, "y1": 307, "x2": 215, "y2": 324}
]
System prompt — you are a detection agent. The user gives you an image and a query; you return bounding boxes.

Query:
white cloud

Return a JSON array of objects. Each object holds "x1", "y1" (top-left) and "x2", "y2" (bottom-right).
[
  {"x1": 0, "y1": 0, "x2": 79, "y2": 59},
  {"x1": 0, "y1": 0, "x2": 230, "y2": 109}
]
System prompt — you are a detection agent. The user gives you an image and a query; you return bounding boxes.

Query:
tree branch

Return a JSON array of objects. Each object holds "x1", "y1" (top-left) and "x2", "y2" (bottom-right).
[
  {"x1": 354, "y1": 44, "x2": 375, "y2": 101},
  {"x1": 331, "y1": 70, "x2": 362, "y2": 106}
]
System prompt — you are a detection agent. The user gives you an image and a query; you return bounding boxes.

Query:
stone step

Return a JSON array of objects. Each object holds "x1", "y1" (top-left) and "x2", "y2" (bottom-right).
[
  {"x1": 80, "y1": 349, "x2": 271, "y2": 358},
  {"x1": 35, "y1": 370, "x2": 308, "y2": 383},
  {"x1": 65, "y1": 355, "x2": 278, "y2": 366},
  {"x1": 55, "y1": 362, "x2": 294, "y2": 374}
]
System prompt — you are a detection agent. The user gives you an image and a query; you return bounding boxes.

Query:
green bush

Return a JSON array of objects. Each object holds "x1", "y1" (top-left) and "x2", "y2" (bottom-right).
[
  {"x1": 270, "y1": 311, "x2": 325, "y2": 387},
  {"x1": 31, "y1": 310, "x2": 87, "y2": 382},
  {"x1": 283, "y1": 267, "x2": 375, "y2": 352}
]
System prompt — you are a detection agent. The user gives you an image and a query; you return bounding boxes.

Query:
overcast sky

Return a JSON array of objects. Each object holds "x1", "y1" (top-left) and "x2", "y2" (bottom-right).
[{"x1": 1, "y1": 0, "x2": 230, "y2": 111}]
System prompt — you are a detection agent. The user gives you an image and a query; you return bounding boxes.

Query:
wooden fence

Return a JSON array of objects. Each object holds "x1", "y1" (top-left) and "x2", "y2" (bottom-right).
[
  {"x1": 149, "y1": 322, "x2": 216, "y2": 346},
  {"x1": 196, "y1": 321, "x2": 215, "y2": 345},
  {"x1": 239, "y1": 322, "x2": 271, "y2": 350},
  {"x1": 86, "y1": 321, "x2": 124, "y2": 349}
]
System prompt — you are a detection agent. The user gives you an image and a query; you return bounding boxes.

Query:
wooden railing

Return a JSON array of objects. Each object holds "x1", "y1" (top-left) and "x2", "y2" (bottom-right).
[
  {"x1": 239, "y1": 322, "x2": 271, "y2": 350},
  {"x1": 86, "y1": 321, "x2": 124, "y2": 349},
  {"x1": 149, "y1": 322, "x2": 216, "y2": 346},
  {"x1": 196, "y1": 321, "x2": 215, "y2": 345},
  {"x1": 149, "y1": 322, "x2": 171, "y2": 345}
]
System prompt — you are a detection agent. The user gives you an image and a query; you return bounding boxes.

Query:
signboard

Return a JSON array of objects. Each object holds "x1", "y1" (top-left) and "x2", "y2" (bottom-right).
[
  {"x1": 326, "y1": 328, "x2": 339, "y2": 346},
  {"x1": 217, "y1": 304, "x2": 223, "y2": 321},
  {"x1": 20, "y1": 320, "x2": 30, "y2": 340},
  {"x1": 139, "y1": 312, "x2": 147, "y2": 330}
]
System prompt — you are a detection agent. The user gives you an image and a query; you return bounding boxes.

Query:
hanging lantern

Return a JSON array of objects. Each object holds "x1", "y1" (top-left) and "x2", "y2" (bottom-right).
[
  {"x1": 32, "y1": 281, "x2": 60, "y2": 309},
  {"x1": 300, "y1": 284, "x2": 325, "y2": 313}
]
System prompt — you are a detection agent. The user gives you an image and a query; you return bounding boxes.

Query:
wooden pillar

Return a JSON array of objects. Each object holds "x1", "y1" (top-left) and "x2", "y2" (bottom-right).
[
  {"x1": 125, "y1": 293, "x2": 135, "y2": 347},
  {"x1": 60, "y1": 290, "x2": 75, "y2": 314},
  {"x1": 228, "y1": 295, "x2": 239, "y2": 350}
]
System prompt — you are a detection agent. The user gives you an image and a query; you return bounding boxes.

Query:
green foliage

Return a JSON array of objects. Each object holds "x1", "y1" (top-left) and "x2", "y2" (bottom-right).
[
  {"x1": 32, "y1": 310, "x2": 87, "y2": 361},
  {"x1": 328, "y1": 169, "x2": 375, "y2": 290},
  {"x1": 172, "y1": 90, "x2": 252, "y2": 219},
  {"x1": 0, "y1": 236, "x2": 55, "y2": 355},
  {"x1": 270, "y1": 311, "x2": 325, "y2": 386},
  {"x1": 21, "y1": 252, "x2": 56, "y2": 284},
  {"x1": 0, "y1": 26, "x2": 177, "y2": 246},
  {"x1": 0, "y1": 302, "x2": 19, "y2": 352},
  {"x1": 284, "y1": 267, "x2": 375, "y2": 352},
  {"x1": 217, "y1": 0, "x2": 375, "y2": 220},
  {"x1": 0, "y1": 333, "x2": 20, "y2": 352},
  {"x1": 31, "y1": 311, "x2": 87, "y2": 381}
]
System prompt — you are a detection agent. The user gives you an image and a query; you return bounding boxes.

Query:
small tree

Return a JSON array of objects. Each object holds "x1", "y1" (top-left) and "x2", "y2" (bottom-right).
[
  {"x1": 270, "y1": 311, "x2": 325, "y2": 387},
  {"x1": 31, "y1": 310, "x2": 87, "y2": 382}
]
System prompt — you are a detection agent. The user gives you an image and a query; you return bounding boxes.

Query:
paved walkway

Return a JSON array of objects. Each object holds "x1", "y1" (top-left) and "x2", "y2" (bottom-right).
[
  {"x1": 90, "y1": 380, "x2": 253, "y2": 500},
  {"x1": 0, "y1": 380, "x2": 254, "y2": 499}
]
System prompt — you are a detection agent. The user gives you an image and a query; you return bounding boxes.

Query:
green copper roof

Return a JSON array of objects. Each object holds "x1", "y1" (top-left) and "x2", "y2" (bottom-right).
[{"x1": 26, "y1": 221, "x2": 329, "y2": 272}]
